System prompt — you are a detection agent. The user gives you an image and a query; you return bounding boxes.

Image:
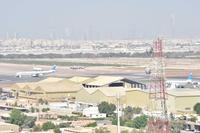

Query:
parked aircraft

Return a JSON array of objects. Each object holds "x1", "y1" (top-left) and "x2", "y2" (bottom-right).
[
  {"x1": 166, "y1": 73, "x2": 199, "y2": 89},
  {"x1": 16, "y1": 65, "x2": 57, "y2": 78}
]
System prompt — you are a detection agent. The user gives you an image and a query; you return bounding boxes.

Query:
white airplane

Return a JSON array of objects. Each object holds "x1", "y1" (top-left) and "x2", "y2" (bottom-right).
[
  {"x1": 16, "y1": 65, "x2": 57, "y2": 78},
  {"x1": 166, "y1": 73, "x2": 199, "y2": 89}
]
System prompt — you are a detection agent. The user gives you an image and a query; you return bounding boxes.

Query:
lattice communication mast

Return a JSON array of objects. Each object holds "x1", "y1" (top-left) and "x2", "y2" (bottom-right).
[{"x1": 148, "y1": 38, "x2": 171, "y2": 133}]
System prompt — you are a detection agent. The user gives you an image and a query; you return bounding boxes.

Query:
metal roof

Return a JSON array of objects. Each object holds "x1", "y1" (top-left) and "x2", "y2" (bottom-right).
[
  {"x1": 92, "y1": 87, "x2": 126, "y2": 97},
  {"x1": 167, "y1": 88, "x2": 200, "y2": 97},
  {"x1": 68, "y1": 76, "x2": 92, "y2": 83},
  {"x1": 37, "y1": 77, "x2": 64, "y2": 83},
  {"x1": 86, "y1": 76, "x2": 124, "y2": 86}
]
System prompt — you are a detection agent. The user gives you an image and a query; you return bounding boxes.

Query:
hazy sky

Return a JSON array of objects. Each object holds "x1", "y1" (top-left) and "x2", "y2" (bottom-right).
[{"x1": 0, "y1": 0, "x2": 200, "y2": 39}]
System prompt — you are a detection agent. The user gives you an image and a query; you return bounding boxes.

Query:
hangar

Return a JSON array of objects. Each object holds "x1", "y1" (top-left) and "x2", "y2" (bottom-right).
[
  {"x1": 83, "y1": 76, "x2": 146, "y2": 89},
  {"x1": 76, "y1": 87, "x2": 126, "y2": 104},
  {"x1": 10, "y1": 76, "x2": 145, "y2": 102},
  {"x1": 125, "y1": 88, "x2": 200, "y2": 113},
  {"x1": 10, "y1": 76, "x2": 200, "y2": 114},
  {"x1": 167, "y1": 89, "x2": 200, "y2": 113},
  {"x1": 11, "y1": 78, "x2": 82, "y2": 101}
]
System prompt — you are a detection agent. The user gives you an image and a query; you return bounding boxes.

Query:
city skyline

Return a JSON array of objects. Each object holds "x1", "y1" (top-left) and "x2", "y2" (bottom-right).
[{"x1": 0, "y1": 0, "x2": 200, "y2": 39}]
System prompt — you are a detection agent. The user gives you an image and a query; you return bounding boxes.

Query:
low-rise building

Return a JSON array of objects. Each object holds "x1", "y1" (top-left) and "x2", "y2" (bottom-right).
[{"x1": 83, "y1": 107, "x2": 106, "y2": 118}]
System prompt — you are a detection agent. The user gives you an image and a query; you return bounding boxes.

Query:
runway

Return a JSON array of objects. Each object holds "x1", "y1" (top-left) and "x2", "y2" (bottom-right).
[{"x1": 0, "y1": 62, "x2": 199, "y2": 88}]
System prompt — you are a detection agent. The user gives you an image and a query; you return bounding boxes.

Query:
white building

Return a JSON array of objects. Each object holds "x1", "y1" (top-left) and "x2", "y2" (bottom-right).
[{"x1": 83, "y1": 107, "x2": 106, "y2": 118}]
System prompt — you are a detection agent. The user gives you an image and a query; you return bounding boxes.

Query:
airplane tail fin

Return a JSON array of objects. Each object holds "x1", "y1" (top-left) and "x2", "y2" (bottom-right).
[
  {"x1": 51, "y1": 65, "x2": 57, "y2": 71},
  {"x1": 187, "y1": 73, "x2": 192, "y2": 82}
]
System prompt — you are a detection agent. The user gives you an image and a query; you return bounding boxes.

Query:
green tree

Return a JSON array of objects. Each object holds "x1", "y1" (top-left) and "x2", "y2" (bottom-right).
[
  {"x1": 111, "y1": 115, "x2": 126, "y2": 126},
  {"x1": 68, "y1": 116, "x2": 78, "y2": 121},
  {"x1": 54, "y1": 127, "x2": 61, "y2": 133},
  {"x1": 191, "y1": 116, "x2": 197, "y2": 122},
  {"x1": 58, "y1": 123, "x2": 70, "y2": 128},
  {"x1": 42, "y1": 108, "x2": 50, "y2": 112},
  {"x1": 42, "y1": 121, "x2": 55, "y2": 131},
  {"x1": 30, "y1": 107, "x2": 35, "y2": 113},
  {"x1": 9, "y1": 109, "x2": 26, "y2": 126},
  {"x1": 124, "y1": 120, "x2": 133, "y2": 127},
  {"x1": 171, "y1": 120, "x2": 184, "y2": 133},
  {"x1": 132, "y1": 107, "x2": 142, "y2": 114},
  {"x1": 123, "y1": 106, "x2": 134, "y2": 121},
  {"x1": 110, "y1": 104, "x2": 116, "y2": 113},
  {"x1": 36, "y1": 108, "x2": 39, "y2": 112},
  {"x1": 44, "y1": 100, "x2": 49, "y2": 105},
  {"x1": 170, "y1": 113, "x2": 175, "y2": 120},
  {"x1": 58, "y1": 115, "x2": 70, "y2": 120},
  {"x1": 38, "y1": 98, "x2": 44, "y2": 105},
  {"x1": 194, "y1": 103, "x2": 200, "y2": 114},
  {"x1": 9, "y1": 109, "x2": 36, "y2": 128},
  {"x1": 98, "y1": 101, "x2": 116, "y2": 115},
  {"x1": 22, "y1": 116, "x2": 36, "y2": 128},
  {"x1": 132, "y1": 115, "x2": 148, "y2": 129}
]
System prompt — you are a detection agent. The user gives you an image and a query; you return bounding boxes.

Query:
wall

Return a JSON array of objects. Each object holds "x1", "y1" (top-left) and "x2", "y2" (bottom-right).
[
  {"x1": 75, "y1": 89, "x2": 92, "y2": 103},
  {"x1": 0, "y1": 123, "x2": 19, "y2": 133},
  {"x1": 126, "y1": 90, "x2": 152, "y2": 110},
  {"x1": 175, "y1": 96, "x2": 200, "y2": 113}
]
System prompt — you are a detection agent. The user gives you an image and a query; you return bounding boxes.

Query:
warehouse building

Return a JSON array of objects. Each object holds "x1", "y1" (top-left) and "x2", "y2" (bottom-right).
[
  {"x1": 76, "y1": 87, "x2": 126, "y2": 105},
  {"x1": 126, "y1": 88, "x2": 152, "y2": 110},
  {"x1": 167, "y1": 89, "x2": 200, "y2": 113},
  {"x1": 11, "y1": 83, "x2": 28, "y2": 90},
  {"x1": 11, "y1": 78, "x2": 82, "y2": 101},
  {"x1": 10, "y1": 76, "x2": 145, "y2": 102},
  {"x1": 126, "y1": 88, "x2": 200, "y2": 113},
  {"x1": 75, "y1": 88, "x2": 98, "y2": 104},
  {"x1": 37, "y1": 77, "x2": 64, "y2": 83},
  {"x1": 68, "y1": 76, "x2": 92, "y2": 83},
  {"x1": 82, "y1": 76, "x2": 146, "y2": 89},
  {"x1": 9, "y1": 76, "x2": 200, "y2": 114}
]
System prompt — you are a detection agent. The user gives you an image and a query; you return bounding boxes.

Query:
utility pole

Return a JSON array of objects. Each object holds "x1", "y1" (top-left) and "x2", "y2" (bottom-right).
[{"x1": 117, "y1": 93, "x2": 120, "y2": 133}]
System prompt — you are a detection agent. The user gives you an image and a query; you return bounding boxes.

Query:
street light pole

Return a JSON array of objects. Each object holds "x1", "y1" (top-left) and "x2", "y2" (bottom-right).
[{"x1": 117, "y1": 93, "x2": 120, "y2": 133}]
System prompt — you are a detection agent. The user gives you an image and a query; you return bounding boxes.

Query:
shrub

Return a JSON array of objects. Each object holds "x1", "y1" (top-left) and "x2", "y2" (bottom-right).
[
  {"x1": 85, "y1": 122, "x2": 97, "y2": 127},
  {"x1": 42, "y1": 121, "x2": 55, "y2": 131}
]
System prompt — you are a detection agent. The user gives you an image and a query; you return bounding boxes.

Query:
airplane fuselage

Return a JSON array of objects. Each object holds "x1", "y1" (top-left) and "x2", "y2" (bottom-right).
[{"x1": 16, "y1": 65, "x2": 56, "y2": 78}]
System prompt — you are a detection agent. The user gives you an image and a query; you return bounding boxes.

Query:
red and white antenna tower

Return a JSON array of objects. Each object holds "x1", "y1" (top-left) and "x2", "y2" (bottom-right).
[{"x1": 148, "y1": 38, "x2": 171, "y2": 133}]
